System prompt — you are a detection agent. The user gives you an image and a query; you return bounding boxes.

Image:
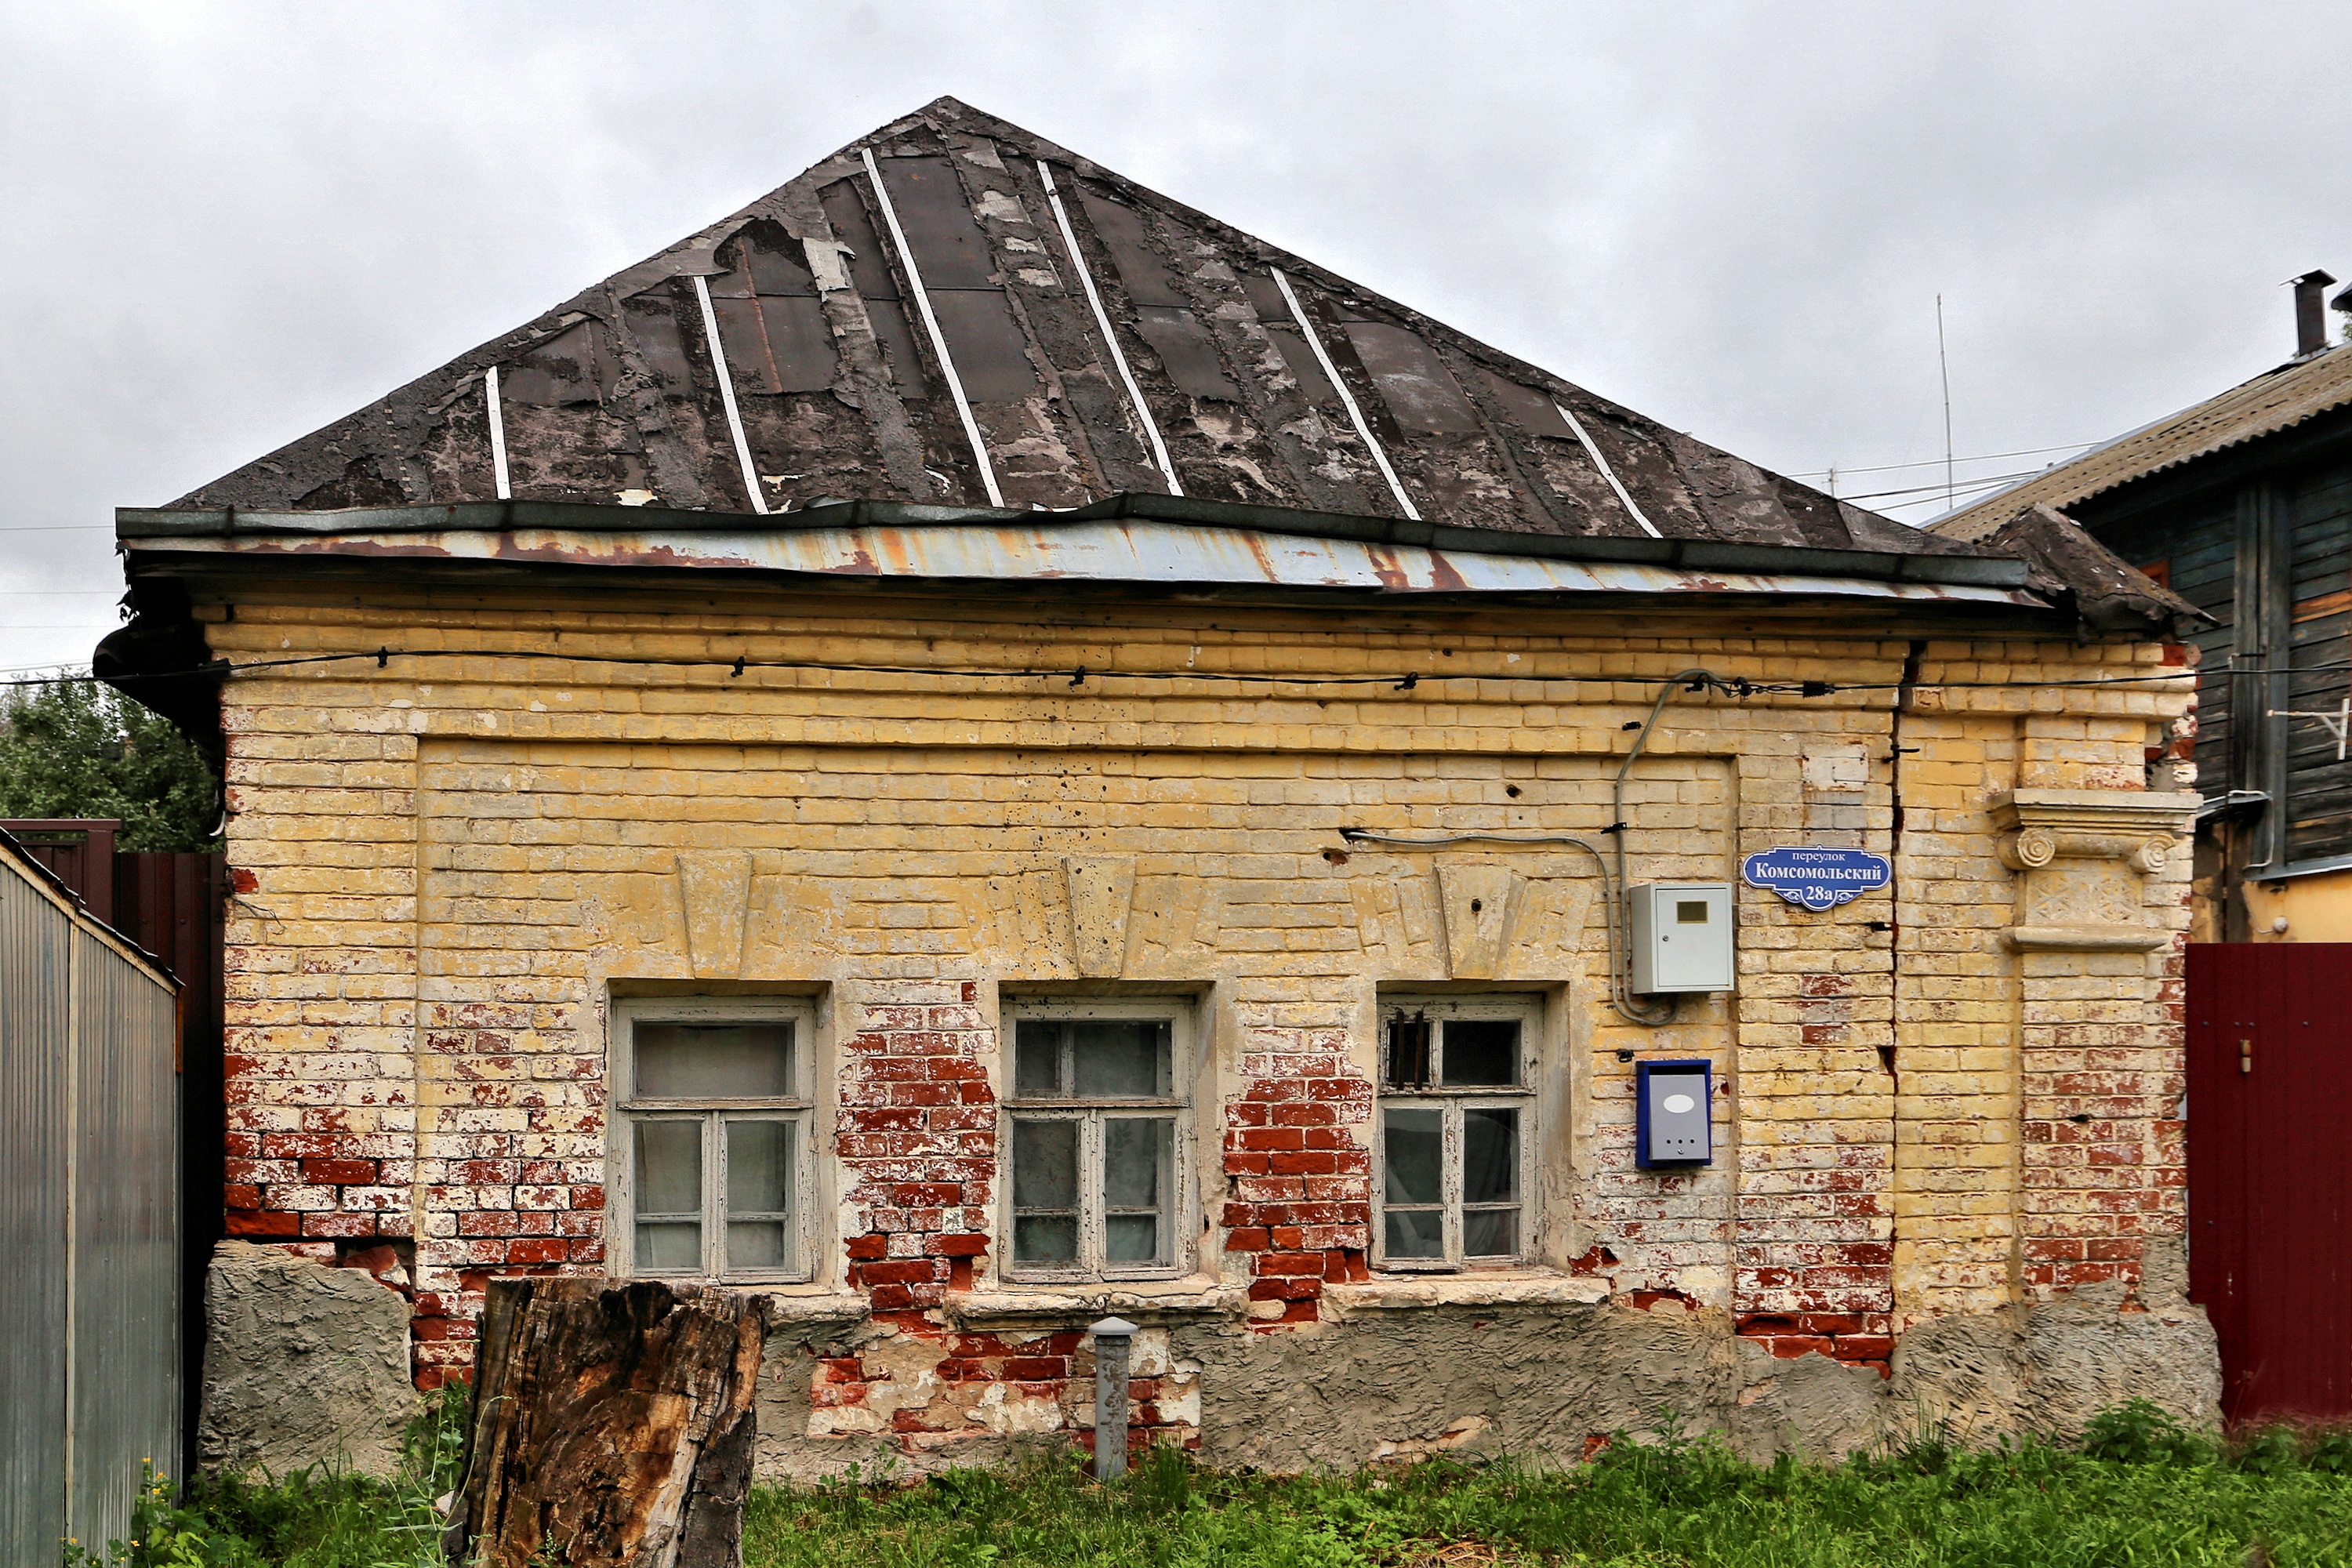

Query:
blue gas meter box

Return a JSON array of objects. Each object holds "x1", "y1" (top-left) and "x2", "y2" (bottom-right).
[{"x1": 1635, "y1": 1059, "x2": 1713, "y2": 1168}]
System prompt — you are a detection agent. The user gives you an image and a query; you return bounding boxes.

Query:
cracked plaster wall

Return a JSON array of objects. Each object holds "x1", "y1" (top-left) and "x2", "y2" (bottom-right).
[{"x1": 740, "y1": 1278, "x2": 2216, "y2": 1479}]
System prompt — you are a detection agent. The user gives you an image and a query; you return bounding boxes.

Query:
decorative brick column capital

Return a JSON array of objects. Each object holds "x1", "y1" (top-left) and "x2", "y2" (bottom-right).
[{"x1": 1990, "y1": 789, "x2": 2198, "y2": 952}]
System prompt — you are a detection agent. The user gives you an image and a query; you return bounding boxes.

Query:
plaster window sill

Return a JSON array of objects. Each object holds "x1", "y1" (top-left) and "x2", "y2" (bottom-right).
[
  {"x1": 942, "y1": 1276, "x2": 1248, "y2": 1334},
  {"x1": 750, "y1": 1289, "x2": 869, "y2": 1326},
  {"x1": 1323, "y1": 1272, "x2": 1610, "y2": 1318}
]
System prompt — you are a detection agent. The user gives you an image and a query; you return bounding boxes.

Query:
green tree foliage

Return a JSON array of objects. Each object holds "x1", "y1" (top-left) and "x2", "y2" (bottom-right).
[{"x1": 0, "y1": 674, "x2": 220, "y2": 852}]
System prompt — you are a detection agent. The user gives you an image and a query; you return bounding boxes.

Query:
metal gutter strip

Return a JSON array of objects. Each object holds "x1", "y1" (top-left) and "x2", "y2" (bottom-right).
[
  {"x1": 1038, "y1": 160, "x2": 1181, "y2": 498},
  {"x1": 862, "y1": 147, "x2": 1004, "y2": 508},
  {"x1": 1555, "y1": 402, "x2": 1661, "y2": 539},
  {"x1": 484, "y1": 368, "x2": 512, "y2": 502},
  {"x1": 113, "y1": 495, "x2": 2037, "y2": 589},
  {"x1": 691, "y1": 274, "x2": 771, "y2": 516},
  {"x1": 1270, "y1": 267, "x2": 1420, "y2": 522},
  {"x1": 111, "y1": 517, "x2": 2039, "y2": 605}
]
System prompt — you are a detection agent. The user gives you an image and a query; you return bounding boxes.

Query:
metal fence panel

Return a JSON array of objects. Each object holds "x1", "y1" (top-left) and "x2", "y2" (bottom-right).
[
  {"x1": 71, "y1": 923, "x2": 181, "y2": 1548},
  {"x1": 0, "y1": 868, "x2": 71, "y2": 1565},
  {"x1": 0, "y1": 845, "x2": 180, "y2": 1560}
]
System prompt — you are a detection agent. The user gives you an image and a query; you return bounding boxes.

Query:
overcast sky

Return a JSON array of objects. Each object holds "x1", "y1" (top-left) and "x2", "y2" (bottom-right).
[{"x1": 5, "y1": 0, "x2": 2347, "y2": 673}]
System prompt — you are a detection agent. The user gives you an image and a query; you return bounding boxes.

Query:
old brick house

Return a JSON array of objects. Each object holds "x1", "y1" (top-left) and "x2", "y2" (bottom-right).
[{"x1": 106, "y1": 99, "x2": 2219, "y2": 1471}]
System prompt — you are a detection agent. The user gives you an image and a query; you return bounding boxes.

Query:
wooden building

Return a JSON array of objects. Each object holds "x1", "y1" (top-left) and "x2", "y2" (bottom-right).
[{"x1": 1935, "y1": 274, "x2": 2352, "y2": 942}]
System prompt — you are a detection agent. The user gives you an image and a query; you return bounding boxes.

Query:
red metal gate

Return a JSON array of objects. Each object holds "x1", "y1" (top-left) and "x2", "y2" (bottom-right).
[{"x1": 2187, "y1": 942, "x2": 2352, "y2": 1422}]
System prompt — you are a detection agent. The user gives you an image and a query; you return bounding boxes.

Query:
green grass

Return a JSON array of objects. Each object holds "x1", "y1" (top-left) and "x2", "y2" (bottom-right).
[
  {"x1": 742, "y1": 1410, "x2": 2352, "y2": 1568},
  {"x1": 95, "y1": 1399, "x2": 2352, "y2": 1566}
]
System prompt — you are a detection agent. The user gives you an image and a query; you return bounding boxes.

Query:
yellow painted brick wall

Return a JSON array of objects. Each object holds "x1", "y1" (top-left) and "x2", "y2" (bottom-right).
[{"x1": 209, "y1": 593, "x2": 2194, "y2": 1398}]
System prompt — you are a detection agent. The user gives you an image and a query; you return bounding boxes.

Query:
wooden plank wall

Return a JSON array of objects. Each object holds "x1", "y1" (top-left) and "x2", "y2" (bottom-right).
[
  {"x1": 2285, "y1": 465, "x2": 2352, "y2": 863},
  {"x1": 2102, "y1": 456, "x2": 2352, "y2": 873},
  {"x1": 2105, "y1": 497, "x2": 2237, "y2": 789}
]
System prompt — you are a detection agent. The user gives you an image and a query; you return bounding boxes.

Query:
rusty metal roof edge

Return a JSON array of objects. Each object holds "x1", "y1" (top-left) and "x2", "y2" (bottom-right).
[{"x1": 117, "y1": 493, "x2": 2035, "y2": 590}]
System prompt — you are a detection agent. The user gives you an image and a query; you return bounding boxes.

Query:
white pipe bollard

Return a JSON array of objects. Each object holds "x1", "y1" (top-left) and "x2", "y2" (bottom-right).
[{"x1": 1090, "y1": 1316, "x2": 1138, "y2": 1479}]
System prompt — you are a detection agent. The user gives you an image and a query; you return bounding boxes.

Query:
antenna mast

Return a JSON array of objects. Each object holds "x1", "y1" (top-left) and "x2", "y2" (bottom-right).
[{"x1": 1936, "y1": 295, "x2": 1955, "y2": 513}]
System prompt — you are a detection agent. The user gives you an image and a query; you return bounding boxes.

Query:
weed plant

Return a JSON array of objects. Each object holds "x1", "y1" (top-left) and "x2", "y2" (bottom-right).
[{"x1": 67, "y1": 1384, "x2": 468, "y2": 1567}]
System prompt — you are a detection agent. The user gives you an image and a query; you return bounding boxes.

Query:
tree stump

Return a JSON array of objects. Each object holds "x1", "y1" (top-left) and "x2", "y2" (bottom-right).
[{"x1": 445, "y1": 1277, "x2": 765, "y2": 1568}]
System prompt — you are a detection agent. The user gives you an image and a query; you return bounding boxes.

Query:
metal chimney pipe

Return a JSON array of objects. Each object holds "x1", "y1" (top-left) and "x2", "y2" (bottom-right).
[{"x1": 2292, "y1": 270, "x2": 2338, "y2": 358}]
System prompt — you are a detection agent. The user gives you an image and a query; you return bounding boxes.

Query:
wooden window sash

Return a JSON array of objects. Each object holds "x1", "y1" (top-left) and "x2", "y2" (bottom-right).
[
  {"x1": 1374, "y1": 997, "x2": 1540, "y2": 1274},
  {"x1": 1000, "y1": 1003, "x2": 1192, "y2": 1284},
  {"x1": 612, "y1": 1000, "x2": 818, "y2": 1285}
]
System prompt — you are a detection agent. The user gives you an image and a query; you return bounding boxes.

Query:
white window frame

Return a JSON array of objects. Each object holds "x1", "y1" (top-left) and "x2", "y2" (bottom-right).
[
  {"x1": 1373, "y1": 993, "x2": 1541, "y2": 1273},
  {"x1": 999, "y1": 996, "x2": 1195, "y2": 1285},
  {"x1": 609, "y1": 995, "x2": 818, "y2": 1285}
]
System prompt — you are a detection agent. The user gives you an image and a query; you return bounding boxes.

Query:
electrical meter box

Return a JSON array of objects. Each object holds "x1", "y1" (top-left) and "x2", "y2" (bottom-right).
[
  {"x1": 1636, "y1": 1059, "x2": 1713, "y2": 1167},
  {"x1": 1628, "y1": 883, "x2": 1734, "y2": 993}
]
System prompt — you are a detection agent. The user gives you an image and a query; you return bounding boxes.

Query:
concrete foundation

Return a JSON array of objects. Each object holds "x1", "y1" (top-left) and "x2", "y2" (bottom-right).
[
  {"x1": 741, "y1": 1283, "x2": 2220, "y2": 1479},
  {"x1": 198, "y1": 1241, "x2": 419, "y2": 1478},
  {"x1": 196, "y1": 1247, "x2": 2216, "y2": 1480}
]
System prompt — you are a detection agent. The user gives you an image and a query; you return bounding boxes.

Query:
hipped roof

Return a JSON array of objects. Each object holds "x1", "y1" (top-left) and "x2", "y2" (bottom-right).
[{"x1": 171, "y1": 96, "x2": 1986, "y2": 563}]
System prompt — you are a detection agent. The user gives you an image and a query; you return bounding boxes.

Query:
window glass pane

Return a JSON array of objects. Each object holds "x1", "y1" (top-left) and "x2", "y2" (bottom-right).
[
  {"x1": 1385, "y1": 1012, "x2": 1432, "y2": 1088},
  {"x1": 1463, "y1": 1107, "x2": 1519, "y2": 1204},
  {"x1": 634, "y1": 1022, "x2": 793, "y2": 1098},
  {"x1": 1014, "y1": 1215, "x2": 1078, "y2": 1265},
  {"x1": 637, "y1": 1221, "x2": 701, "y2": 1270},
  {"x1": 634, "y1": 1119, "x2": 702, "y2": 1214},
  {"x1": 1104, "y1": 1118, "x2": 1171, "y2": 1267},
  {"x1": 1073, "y1": 1025, "x2": 1171, "y2": 1100},
  {"x1": 1382, "y1": 1108, "x2": 1443, "y2": 1205},
  {"x1": 1013, "y1": 1021, "x2": 1065, "y2": 1098},
  {"x1": 1103, "y1": 1117, "x2": 1170, "y2": 1210},
  {"x1": 1440, "y1": 1020, "x2": 1520, "y2": 1087},
  {"x1": 1106, "y1": 1215, "x2": 1160, "y2": 1263},
  {"x1": 1463, "y1": 1209, "x2": 1518, "y2": 1258},
  {"x1": 726, "y1": 1120, "x2": 793, "y2": 1215},
  {"x1": 728, "y1": 1221, "x2": 792, "y2": 1272},
  {"x1": 1385, "y1": 1209, "x2": 1444, "y2": 1258},
  {"x1": 1070, "y1": 1020, "x2": 1171, "y2": 1098},
  {"x1": 1011, "y1": 1118, "x2": 1078, "y2": 1210}
]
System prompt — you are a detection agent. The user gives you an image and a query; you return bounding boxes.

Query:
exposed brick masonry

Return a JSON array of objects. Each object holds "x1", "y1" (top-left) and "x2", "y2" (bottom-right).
[{"x1": 211, "y1": 597, "x2": 2194, "y2": 1425}]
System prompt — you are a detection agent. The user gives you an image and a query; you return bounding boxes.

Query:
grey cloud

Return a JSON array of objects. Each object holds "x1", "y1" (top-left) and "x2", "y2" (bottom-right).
[{"x1": 4, "y1": 0, "x2": 2346, "y2": 667}]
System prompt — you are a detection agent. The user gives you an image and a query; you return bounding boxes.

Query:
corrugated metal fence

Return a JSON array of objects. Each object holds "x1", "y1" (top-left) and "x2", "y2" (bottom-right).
[
  {"x1": 0, "y1": 833, "x2": 180, "y2": 1563},
  {"x1": 5, "y1": 822, "x2": 227, "y2": 1479}
]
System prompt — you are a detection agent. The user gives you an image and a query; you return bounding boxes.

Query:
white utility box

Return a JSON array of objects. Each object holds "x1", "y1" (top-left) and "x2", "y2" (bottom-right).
[{"x1": 1628, "y1": 883, "x2": 1734, "y2": 993}]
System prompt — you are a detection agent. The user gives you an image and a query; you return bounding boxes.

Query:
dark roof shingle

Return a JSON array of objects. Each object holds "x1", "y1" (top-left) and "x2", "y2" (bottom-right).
[{"x1": 172, "y1": 97, "x2": 1991, "y2": 564}]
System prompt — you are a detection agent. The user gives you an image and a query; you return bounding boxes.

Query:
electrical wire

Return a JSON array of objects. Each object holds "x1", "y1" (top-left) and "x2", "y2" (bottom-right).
[
  {"x1": 1789, "y1": 442, "x2": 2099, "y2": 481},
  {"x1": 1603, "y1": 670, "x2": 1728, "y2": 1026},
  {"x1": 1342, "y1": 829, "x2": 1639, "y2": 1022},
  {"x1": 1835, "y1": 470, "x2": 2048, "y2": 505},
  {"x1": 1338, "y1": 670, "x2": 1735, "y2": 1030},
  {"x1": 0, "y1": 645, "x2": 2207, "y2": 693}
]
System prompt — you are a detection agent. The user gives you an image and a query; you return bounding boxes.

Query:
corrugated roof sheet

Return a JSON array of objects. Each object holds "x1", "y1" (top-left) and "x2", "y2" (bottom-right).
[
  {"x1": 167, "y1": 96, "x2": 1993, "y2": 564},
  {"x1": 1931, "y1": 341, "x2": 2352, "y2": 542}
]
